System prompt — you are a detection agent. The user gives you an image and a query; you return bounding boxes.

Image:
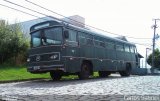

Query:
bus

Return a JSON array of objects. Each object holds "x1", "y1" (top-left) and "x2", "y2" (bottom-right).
[{"x1": 27, "y1": 20, "x2": 139, "y2": 80}]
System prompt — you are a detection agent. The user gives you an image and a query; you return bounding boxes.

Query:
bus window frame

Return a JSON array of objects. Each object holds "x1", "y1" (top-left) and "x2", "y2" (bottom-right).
[
  {"x1": 64, "y1": 28, "x2": 78, "y2": 47},
  {"x1": 30, "y1": 26, "x2": 63, "y2": 48}
]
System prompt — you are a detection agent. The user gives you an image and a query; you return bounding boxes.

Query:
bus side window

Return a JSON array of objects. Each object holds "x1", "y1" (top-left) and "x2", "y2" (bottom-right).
[
  {"x1": 116, "y1": 44, "x2": 124, "y2": 51},
  {"x1": 124, "y1": 45, "x2": 130, "y2": 52},
  {"x1": 65, "y1": 29, "x2": 78, "y2": 46},
  {"x1": 135, "y1": 47, "x2": 137, "y2": 53},
  {"x1": 94, "y1": 36, "x2": 99, "y2": 47},
  {"x1": 94, "y1": 40, "x2": 99, "y2": 47},
  {"x1": 78, "y1": 32, "x2": 86, "y2": 45},
  {"x1": 107, "y1": 42, "x2": 115, "y2": 50},
  {"x1": 130, "y1": 46, "x2": 135, "y2": 53},
  {"x1": 94, "y1": 36, "x2": 105, "y2": 48},
  {"x1": 99, "y1": 38, "x2": 105, "y2": 48},
  {"x1": 100, "y1": 42, "x2": 105, "y2": 47},
  {"x1": 86, "y1": 34, "x2": 93, "y2": 46}
]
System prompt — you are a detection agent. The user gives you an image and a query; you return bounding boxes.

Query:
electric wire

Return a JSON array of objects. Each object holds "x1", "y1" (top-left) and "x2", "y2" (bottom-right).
[
  {"x1": 25, "y1": 0, "x2": 152, "y2": 40},
  {"x1": 0, "y1": 3, "x2": 48, "y2": 21},
  {"x1": 0, "y1": 1, "x2": 152, "y2": 46},
  {"x1": 2, "y1": 0, "x2": 94, "y2": 31},
  {"x1": 4, "y1": 0, "x2": 152, "y2": 40}
]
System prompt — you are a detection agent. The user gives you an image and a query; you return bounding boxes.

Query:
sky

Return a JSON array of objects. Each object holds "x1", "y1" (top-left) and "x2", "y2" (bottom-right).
[{"x1": 1, "y1": 0, "x2": 160, "y2": 68}]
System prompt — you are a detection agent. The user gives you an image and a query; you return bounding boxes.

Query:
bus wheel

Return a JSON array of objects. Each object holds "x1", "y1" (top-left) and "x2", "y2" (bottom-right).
[
  {"x1": 99, "y1": 71, "x2": 111, "y2": 78},
  {"x1": 50, "y1": 71, "x2": 62, "y2": 81},
  {"x1": 119, "y1": 64, "x2": 132, "y2": 77},
  {"x1": 78, "y1": 62, "x2": 91, "y2": 80}
]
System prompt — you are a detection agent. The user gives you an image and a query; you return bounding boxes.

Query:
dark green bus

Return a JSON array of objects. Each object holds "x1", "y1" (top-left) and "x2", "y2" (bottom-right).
[{"x1": 27, "y1": 20, "x2": 139, "y2": 80}]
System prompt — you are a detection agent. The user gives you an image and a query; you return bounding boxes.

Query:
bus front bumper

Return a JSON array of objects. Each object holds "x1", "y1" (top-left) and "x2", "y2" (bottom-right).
[{"x1": 27, "y1": 64, "x2": 65, "y2": 73}]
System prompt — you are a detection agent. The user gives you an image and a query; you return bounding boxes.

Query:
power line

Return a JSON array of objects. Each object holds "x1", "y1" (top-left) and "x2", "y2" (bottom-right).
[
  {"x1": 25, "y1": 0, "x2": 152, "y2": 40},
  {"x1": 132, "y1": 43, "x2": 152, "y2": 46},
  {"x1": 3, "y1": 0, "x2": 152, "y2": 40},
  {"x1": 3, "y1": 0, "x2": 59, "y2": 21},
  {"x1": 0, "y1": 2, "x2": 152, "y2": 46},
  {"x1": 0, "y1": 3, "x2": 48, "y2": 21},
  {"x1": 0, "y1": 4, "x2": 151, "y2": 47},
  {"x1": 2, "y1": 0, "x2": 93, "y2": 32}
]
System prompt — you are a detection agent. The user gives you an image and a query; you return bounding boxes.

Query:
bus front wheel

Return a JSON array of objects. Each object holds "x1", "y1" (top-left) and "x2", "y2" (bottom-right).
[
  {"x1": 78, "y1": 62, "x2": 91, "y2": 80},
  {"x1": 50, "y1": 71, "x2": 62, "y2": 81}
]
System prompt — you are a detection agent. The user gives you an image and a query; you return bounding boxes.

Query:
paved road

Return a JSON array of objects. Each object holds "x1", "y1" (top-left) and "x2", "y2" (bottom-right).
[{"x1": 0, "y1": 75, "x2": 160, "y2": 101}]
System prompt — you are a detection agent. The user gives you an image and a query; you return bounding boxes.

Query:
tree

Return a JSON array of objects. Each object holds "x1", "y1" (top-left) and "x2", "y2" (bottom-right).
[
  {"x1": 0, "y1": 20, "x2": 29, "y2": 64},
  {"x1": 147, "y1": 48, "x2": 160, "y2": 69}
]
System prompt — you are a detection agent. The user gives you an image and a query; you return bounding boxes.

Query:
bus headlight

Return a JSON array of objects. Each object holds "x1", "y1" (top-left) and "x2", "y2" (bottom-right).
[
  {"x1": 50, "y1": 54, "x2": 59, "y2": 60},
  {"x1": 27, "y1": 58, "x2": 30, "y2": 62}
]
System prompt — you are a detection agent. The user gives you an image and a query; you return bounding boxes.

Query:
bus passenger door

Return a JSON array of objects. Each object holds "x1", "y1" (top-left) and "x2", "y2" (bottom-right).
[{"x1": 64, "y1": 29, "x2": 80, "y2": 73}]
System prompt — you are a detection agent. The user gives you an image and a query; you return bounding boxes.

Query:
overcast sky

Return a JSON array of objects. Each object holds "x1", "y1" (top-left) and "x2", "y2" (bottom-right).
[{"x1": 1, "y1": 0, "x2": 160, "y2": 67}]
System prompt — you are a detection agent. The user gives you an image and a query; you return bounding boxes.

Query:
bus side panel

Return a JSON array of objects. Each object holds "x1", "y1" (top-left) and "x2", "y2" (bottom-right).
[
  {"x1": 101, "y1": 48, "x2": 107, "y2": 71},
  {"x1": 94, "y1": 47, "x2": 106, "y2": 71},
  {"x1": 64, "y1": 58, "x2": 81, "y2": 73},
  {"x1": 116, "y1": 51, "x2": 125, "y2": 71},
  {"x1": 64, "y1": 47, "x2": 81, "y2": 73},
  {"x1": 131, "y1": 53, "x2": 137, "y2": 68},
  {"x1": 107, "y1": 50, "x2": 117, "y2": 71},
  {"x1": 79, "y1": 45, "x2": 94, "y2": 68},
  {"x1": 123, "y1": 52, "x2": 132, "y2": 70},
  {"x1": 104, "y1": 49, "x2": 110, "y2": 71}
]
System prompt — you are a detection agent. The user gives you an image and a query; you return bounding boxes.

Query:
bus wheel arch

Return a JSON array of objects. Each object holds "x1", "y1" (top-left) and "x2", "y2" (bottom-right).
[
  {"x1": 119, "y1": 62, "x2": 132, "y2": 77},
  {"x1": 50, "y1": 70, "x2": 63, "y2": 81},
  {"x1": 126, "y1": 63, "x2": 132, "y2": 73},
  {"x1": 78, "y1": 60, "x2": 93, "y2": 79}
]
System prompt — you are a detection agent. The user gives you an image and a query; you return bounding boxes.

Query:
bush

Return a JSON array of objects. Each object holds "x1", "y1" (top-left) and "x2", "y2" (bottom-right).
[{"x1": 0, "y1": 20, "x2": 29, "y2": 65}]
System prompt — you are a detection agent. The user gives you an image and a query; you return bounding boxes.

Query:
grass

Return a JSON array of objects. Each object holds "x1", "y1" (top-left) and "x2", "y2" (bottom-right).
[
  {"x1": 0, "y1": 65, "x2": 99, "y2": 82},
  {"x1": 0, "y1": 65, "x2": 50, "y2": 82}
]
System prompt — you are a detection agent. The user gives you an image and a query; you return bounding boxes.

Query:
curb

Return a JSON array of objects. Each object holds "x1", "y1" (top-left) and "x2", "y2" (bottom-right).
[{"x1": 0, "y1": 78, "x2": 48, "y2": 84}]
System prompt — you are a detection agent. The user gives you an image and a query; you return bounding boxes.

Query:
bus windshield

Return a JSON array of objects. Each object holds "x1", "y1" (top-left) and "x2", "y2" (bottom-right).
[{"x1": 31, "y1": 27, "x2": 62, "y2": 47}]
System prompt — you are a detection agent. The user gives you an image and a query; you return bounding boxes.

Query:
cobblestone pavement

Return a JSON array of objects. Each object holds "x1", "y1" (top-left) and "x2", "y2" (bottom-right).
[{"x1": 0, "y1": 75, "x2": 160, "y2": 101}]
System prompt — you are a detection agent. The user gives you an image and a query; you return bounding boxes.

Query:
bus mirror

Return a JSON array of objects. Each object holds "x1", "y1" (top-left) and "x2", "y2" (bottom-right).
[{"x1": 64, "y1": 30, "x2": 69, "y2": 39}]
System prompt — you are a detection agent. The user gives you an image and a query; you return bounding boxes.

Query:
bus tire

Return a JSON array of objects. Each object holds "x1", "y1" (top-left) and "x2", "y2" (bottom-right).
[
  {"x1": 119, "y1": 64, "x2": 132, "y2": 77},
  {"x1": 99, "y1": 71, "x2": 111, "y2": 78},
  {"x1": 50, "y1": 71, "x2": 62, "y2": 81},
  {"x1": 78, "y1": 62, "x2": 91, "y2": 80}
]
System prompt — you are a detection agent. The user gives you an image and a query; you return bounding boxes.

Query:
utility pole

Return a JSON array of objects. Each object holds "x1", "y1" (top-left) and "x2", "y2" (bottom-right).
[
  {"x1": 152, "y1": 19, "x2": 160, "y2": 68},
  {"x1": 145, "y1": 48, "x2": 151, "y2": 68}
]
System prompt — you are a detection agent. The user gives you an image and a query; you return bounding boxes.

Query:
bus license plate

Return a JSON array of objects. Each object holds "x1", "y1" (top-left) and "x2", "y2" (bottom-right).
[{"x1": 33, "y1": 66, "x2": 40, "y2": 70}]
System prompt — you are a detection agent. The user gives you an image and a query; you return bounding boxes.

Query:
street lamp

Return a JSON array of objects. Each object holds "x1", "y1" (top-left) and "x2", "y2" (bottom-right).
[{"x1": 145, "y1": 48, "x2": 151, "y2": 68}]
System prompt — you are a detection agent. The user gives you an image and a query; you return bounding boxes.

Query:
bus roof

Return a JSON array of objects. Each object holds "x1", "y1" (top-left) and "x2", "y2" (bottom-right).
[
  {"x1": 65, "y1": 23, "x2": 135, "y2": 46},
  {"x1": 30, "y1": 20, "x2": 136, "y2": 46}
]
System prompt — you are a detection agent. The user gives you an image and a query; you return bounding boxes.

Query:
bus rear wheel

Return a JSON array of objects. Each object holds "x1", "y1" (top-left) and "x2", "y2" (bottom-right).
[
  {"x1": 50, "y1": 71, "x2": 62, "y2": 81},
  {"x1": 99, "y1": 71, "x2": 111, "y2": 78},
  {"x1": 119, "y1": 64, "x2": 132, "y2": 77},
  {"x1": 78, "y1": 62, "x2": 91, "y2": 80}
]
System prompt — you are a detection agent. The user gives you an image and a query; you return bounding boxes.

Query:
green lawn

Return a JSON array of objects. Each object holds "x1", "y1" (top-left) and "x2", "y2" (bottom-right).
[
  {"x1": 0, "y1": 65, "x2": 99, "y2": 82},
  {"x1": 0, "y1": 65, "x2": 50, "y2": 82}
]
